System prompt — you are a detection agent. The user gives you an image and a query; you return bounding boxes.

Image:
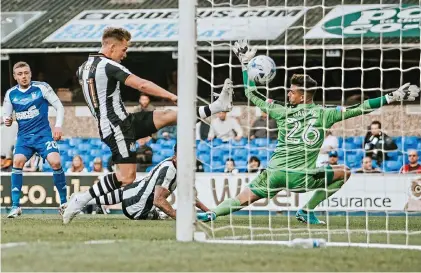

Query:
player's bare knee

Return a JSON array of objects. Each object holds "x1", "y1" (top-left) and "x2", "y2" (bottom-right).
[
  {"x1": 13, "y1": 156, "x2": 26, "y2": 168},
  {"x1": 344, "y1": 167, "x2": 352, "y2": 182},
  {"x1": 49, "y1": 160, "x2": 62, "y2": 170}
]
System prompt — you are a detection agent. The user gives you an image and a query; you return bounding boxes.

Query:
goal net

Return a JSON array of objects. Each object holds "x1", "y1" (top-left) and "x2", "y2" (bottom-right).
[{"x1": 184, "y1": 0, "x2": 421, "y2": 250}]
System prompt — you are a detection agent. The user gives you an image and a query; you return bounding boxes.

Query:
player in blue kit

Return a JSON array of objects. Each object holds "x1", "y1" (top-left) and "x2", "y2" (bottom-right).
[{"x1": 2, "y1": 62, "x2": 67, "y2": 218}]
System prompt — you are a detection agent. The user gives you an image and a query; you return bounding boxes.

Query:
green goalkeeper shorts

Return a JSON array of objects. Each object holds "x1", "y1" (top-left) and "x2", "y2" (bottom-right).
[{"x1": 248, "y1": 165, "x2": 335, "y2": 199}]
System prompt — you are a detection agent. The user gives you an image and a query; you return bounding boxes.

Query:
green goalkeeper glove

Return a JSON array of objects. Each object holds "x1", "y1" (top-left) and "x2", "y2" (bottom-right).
[{"x1": 386, "y1": 83, "x2": 420, "y2": 103}]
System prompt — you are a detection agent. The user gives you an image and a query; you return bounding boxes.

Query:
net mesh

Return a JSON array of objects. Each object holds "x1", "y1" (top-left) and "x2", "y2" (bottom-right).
[{"x1": 195, "y1": 0, "x2": 421, "y2": 249}]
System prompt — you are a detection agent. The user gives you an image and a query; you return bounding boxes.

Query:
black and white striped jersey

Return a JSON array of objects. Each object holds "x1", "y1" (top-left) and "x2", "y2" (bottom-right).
[
  {"x1": 122, "y1": 158, "x2": 177, "y2": 220},
  {"x1": 77, "y1": 53, "x2": 132, "y2": 139}
]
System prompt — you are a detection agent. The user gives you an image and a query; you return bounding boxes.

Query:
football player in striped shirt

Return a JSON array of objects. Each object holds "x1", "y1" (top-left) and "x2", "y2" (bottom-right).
[{"x1": 84, "y1": 144, "x2": 210, "y2": 220}]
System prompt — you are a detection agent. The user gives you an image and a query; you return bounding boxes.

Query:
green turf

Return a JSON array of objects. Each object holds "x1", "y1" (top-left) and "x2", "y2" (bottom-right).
[{"x1": 2, "y1": 214, "x2": 421, "y2": 271}]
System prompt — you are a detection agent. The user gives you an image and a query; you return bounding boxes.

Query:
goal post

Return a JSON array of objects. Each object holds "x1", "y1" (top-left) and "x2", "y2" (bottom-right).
[
  {"x1": 176, "y1": 0, "x2": 421, "y2": 250},
  {"x1": 176, "y1": 0, "x2": 197, "y2": 242}
]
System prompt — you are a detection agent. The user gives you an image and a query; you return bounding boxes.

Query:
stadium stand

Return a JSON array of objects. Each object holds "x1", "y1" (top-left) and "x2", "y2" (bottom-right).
[{"x1": 52, "y1": 136, "x2": 421, "y2": 173}]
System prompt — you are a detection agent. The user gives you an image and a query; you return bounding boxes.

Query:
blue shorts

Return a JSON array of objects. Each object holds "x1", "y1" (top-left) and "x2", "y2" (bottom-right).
[{"x1": 14, "y1": 135, "x2": 59, "y2": 160}]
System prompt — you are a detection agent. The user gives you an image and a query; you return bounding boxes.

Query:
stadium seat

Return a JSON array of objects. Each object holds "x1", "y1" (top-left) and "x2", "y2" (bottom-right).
[
  {"x1": 89, "y1": 138, "x2": 102, "y2": 148},
  {"x1": 64, "y1": 161, "x2": 72, "y2": 170},
  {"x1": 387, "y1": 150, "x2": 399, "y2": 160},
  {"x1": 211, "y1": 149, "x2": 224, "y2": 161},
  {"x1": 150, "y1": 143, "x2": 162, "y2": 151},
  {"x1": 253, "y1": 138, "x2": 269, "y2": 147},
  {"x1": 210, "y1": 138, "x2": 223, "y2": 147},
  {"x1": 345, "y1": 154, "x2": 359, "y2": 168},
  {"x1": 403, "y1": 136, "x2": 418, "y2": 150},
  {"x1": 152, "y1": 154, "x2": 165, "y2": 164},
  {"x1": 146, "y1": 166, "x2": 154, "y2": 172},
  {"x1": 58, "y1": 143, "x2": 70, "y2": 152},
  {"x1": 385, "y1": 160, "x2": 401, "y2": 172},
  {"x1": 160, "y1": 149, "x2": 174, "y2": 158},
  {"x1": 233, "y1": 149, "x2": 248, "y2": 161},
  {"x1": 203, "y1": 165, "x2": 211, "y2": 172},
  {"x1": 344, "y1": 142, "x2": 356, "y2": 151},
  {"x1": 68, "y1": 138, "x2": 83, "y2": 147},
  {"x1": 337, "y1": 137, "x2": 344, "y2": 148},
  {"x1": 197, "y1": 142, "x2": 211, "y2": 153},
  {"x1": 198, "y1": 154, "x2": 211, "y2": 164},
  {"x1": 268, "y1": 143, "x2": 277, "y2": 149},
  {"x1": 80, "y1": 154, "x2": 91, "y2": 164},
  {"x1": 230, "y1": 138, "x2": 247, "y2": 147},
  {"x1": 337, "y1": 149, "x2": 344, "y2": 160},
  {"x1": 353, "y1": 136, "x2": 364, "y2": 148},
  {"x1": 261, "y1": 160, "x2": 268, "y2": 168},
  {"x1": 67, "y1": 149, "x2": 79, "y2": 158},
  {"x1": 102, "y1": 155, "x2": 111, "y2": 164},
  {"x1": 236, "y1": 160, "x2": 248, "y2": 172},
  {"x1": 211, "y1": 161, "x2": 225, "y2": 172},
  {"x1": 90, "y1": 149, "x2": 103, "y2": 158},
  {"x1": 78, "y1": 143, "x2": 92, "y2": 153}
]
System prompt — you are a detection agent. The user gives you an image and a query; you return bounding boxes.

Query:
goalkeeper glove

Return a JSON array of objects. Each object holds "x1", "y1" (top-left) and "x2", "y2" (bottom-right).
[
  {"x1": 386, "y1": 83, "x2": 420, "y2": 103},
  {"x1": 232, "y1": 39, "x2": 257, "y2": 67}
]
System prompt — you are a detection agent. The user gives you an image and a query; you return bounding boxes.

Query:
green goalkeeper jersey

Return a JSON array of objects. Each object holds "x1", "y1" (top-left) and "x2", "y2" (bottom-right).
[{"x1": 242, "y1": 70, "x2": 388, "y2": 172}]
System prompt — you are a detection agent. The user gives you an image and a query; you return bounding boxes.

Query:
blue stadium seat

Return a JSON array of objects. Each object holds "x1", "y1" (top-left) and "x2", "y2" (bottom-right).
[
  {"x1": 203, "y1": 165, "x2": 211, "y2": 172},
  {"x1": 337, "y1": 137, "x2": 344, "y2": 148},
  {"x1": 353, "y1": 136, "x2": 364, "y2": 148},
  {"x1": 78, "y1": 143, "x2": 92, "y2": 153},
  {"x1": 210, "y1": 138, "x2": 223, "y2": 147},
  {"x1": 146, "y1": 166, "x2": 154, "y2": 172},
  {"x1": 337, "y1": 149, "x2": 344, "y2": 160},
  {"x1": 261, "y1": 160, "x2": 268, "y2": 168},
  {"x1": 150, "y1": 143, "x2": 162, "y2": 151},
  {"x1": 160, "y1": 149, "x2": 174, "y2": 158},
  {"x1": 67, "y1": 149, "x2": 79, "y2": 158},
  {"x1": 161, "y1": 139, "x2": 176, "y2": 149},
  {"x1": 344, "y1": 142, "x2": 356, "y2": 151},
  {"x1": 198, "y1": 154, "x2": 210, "y2": 164},
  {"x1": 58, "y1": 143, "x2": 70, "y2": 152},
  {"x1": 268, "y1": 143, "x2": 277, "y2": 149},
  {"x1": 68, "y1": 138, "x2": 83, "y2": 147},
  {"x1": 152, "y1": 154, "x2": 165, "y2": 164},
  {"x1": 233, "y1": 149, "x2": 248, "y2": 161},
  {"x1": 345, "y1": 154, "x2": 359, "y2": 168},
  {"x1": 90, "y1": 149, "x2": 103, "y2": 158},
  {"x1": 102, "y1": 155, "x2": 111, "y2": 164},
  {"x1": 197, "y1": 142, "x2": 211, "y2": 153},
  {"x1": 211, "y1": 161, "x2": 224, "y2": 172},
  {"x1": 230, "y1": 138, "x2": 247, "y2": 147},
  {"x1": 385, "y1": 160, "x2": 401, "y2": 172},
  {"x1": 236, "y1": 160, "x2": 248, "y2": 172},
  {"x1": 211, "y1": 149, "x2": 224, "y2": 161},
  {"x1": 403, "y1": 136, "x2": 418, "y2": 149},
  {"x1": 64, "y1": 161, "x2": 72, "y2": 170},
  {"x1": 253, "y1": 138, "x2": 269, "y2": 147},
  {"x1": 80, "y1": 154, "x2": 91, "y2": 164},
  {"x1": 89, "y1": 138, "x2": 102, "y2": 148},
  {"x1": 387, "y1": 150, "x2": 399, "y2": 160}
]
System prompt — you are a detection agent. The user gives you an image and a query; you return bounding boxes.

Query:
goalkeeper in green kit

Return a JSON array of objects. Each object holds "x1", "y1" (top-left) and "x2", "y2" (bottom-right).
[{"x1": 197, "y1": 40, "x2": 420, "y2": 224}]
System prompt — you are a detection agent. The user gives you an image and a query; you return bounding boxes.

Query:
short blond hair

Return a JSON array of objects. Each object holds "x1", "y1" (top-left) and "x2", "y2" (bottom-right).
[
  {"x1": 102, "y1": 27, "x2": 131, "y2": 44},
  {"x1": 13, "y1": 61, "x2": 30, "y2": 72}
]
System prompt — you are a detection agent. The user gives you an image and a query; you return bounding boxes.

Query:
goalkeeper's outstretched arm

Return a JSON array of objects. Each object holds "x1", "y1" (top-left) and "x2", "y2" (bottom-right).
[{"x1": 325, "y1": 83, "x2": 420, "y2": 127}]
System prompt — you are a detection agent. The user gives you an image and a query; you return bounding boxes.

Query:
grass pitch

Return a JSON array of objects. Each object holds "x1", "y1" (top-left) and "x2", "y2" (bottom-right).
[{"x1": 2, "y1": 214, "x2": 421, "y2": 271}]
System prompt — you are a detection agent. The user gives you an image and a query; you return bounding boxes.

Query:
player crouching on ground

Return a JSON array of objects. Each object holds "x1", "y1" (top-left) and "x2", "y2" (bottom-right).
[
  {"x1": 81, "y1": 144, "x2": 210, "y2": 220},
  {"x1": 197, "y1": 39, "x2": 420, "y2": 225}
]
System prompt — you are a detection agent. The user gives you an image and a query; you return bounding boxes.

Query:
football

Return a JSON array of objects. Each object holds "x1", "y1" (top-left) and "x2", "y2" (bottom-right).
[{"x1": 247, "y1": 55, "x2": 276, "y2": 84}]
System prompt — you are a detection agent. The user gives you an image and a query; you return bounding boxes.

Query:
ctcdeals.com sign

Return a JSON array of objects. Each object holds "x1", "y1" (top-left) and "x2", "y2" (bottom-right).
[
  {"x1": 1, "y1": 173, "x2": 420, "y2": 212},
  {"x1": 43, "y1": 7, "x2": 306, "y2": 43}
]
